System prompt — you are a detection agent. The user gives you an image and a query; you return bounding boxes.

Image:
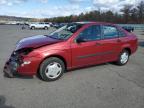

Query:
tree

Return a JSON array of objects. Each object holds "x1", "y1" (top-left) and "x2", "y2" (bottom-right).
[
  {"x1": 42, "y1": 1, "x2": 144, "y2": 24},
  {"x1": 137, "y1": 1, "x2": 144, "y2": 23},
  {"x1": 130, "y1": 8, "x2": 138, "y2": 23},
  {"x1": 121, "y1": 5, "x2": 132, "y2": 23},
  {"x1": 43, "y1": 18, "x2": 49, "y2": 22}
]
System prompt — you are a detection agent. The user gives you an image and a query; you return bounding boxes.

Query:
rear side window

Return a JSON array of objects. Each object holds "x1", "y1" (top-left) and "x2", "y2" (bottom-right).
[
  {"x1": 118, "y1": 30, "x2": 126, "y2": 37},
  {"x1": 103, "y1": 25, "x2": 118, "y2": 39},
  {"x1": 78, "y1": 25, "x2": 101, "y2": 41}
]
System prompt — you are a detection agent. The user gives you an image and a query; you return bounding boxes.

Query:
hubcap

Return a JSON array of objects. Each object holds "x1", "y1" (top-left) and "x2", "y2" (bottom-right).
[
  {"x1": 120, "y1": 52, "x2": 129, "y2": 64},
  {"x1": 45, "y1": 62, "x2": 62, "y2": 79}
]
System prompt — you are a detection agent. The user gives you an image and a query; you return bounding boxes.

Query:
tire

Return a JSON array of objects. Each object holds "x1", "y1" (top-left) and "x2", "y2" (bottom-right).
[
  {"x1": 31, "y1": 26, "x2": 35, "y2": 30},
  {"x1": 44, "y1": 26, "x2": 48, "y2": 30},
  {"x1": 116, "y1": 49, "x2": 130, "y2": 66},
  {"x1": 39, "y1": 57, "x2": 65, "y2": 81}
]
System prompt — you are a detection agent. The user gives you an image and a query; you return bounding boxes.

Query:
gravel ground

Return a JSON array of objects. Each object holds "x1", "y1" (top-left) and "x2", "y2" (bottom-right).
[{"x1": 0, "y1": 25, "x2": 144, "y2": 108}]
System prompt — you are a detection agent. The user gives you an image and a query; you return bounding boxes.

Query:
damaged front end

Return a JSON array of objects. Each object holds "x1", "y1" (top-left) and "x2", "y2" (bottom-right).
[{"x1": 3, "y1": 48, "x2": 33, "y2": 77}]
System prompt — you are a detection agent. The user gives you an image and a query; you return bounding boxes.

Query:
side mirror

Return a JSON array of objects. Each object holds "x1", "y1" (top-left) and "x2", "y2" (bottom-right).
[{"x1": 76, "y1": 37, "x2": 86, "y2": 43}]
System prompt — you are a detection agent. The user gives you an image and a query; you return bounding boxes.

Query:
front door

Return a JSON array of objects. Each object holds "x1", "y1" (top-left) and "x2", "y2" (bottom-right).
[{"x1": 71, "y1": 25, "x2": 104, "y2": 68}]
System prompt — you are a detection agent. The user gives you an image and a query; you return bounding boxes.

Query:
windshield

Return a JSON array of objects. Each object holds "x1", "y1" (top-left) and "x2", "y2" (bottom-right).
[{"x1": 48, "y1": 23, "x2": 83, "y2": 40}]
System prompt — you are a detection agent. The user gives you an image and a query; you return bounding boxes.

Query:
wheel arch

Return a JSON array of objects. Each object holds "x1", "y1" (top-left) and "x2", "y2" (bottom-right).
[
  {"x1": 123, "y1": 47, "x2": 131, "y2": 55},
  {"x1": 37, "y1": 54, "x2": 67, "y2": 76},
  {"x1": 30, "y1": 26, "x2": 35, "y2": 29}
]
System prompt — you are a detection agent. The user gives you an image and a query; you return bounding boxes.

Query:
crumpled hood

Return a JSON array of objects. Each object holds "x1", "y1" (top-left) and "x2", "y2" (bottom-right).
[{"x1": 15, "y1": 35, "x2": 63, "y2": 50}]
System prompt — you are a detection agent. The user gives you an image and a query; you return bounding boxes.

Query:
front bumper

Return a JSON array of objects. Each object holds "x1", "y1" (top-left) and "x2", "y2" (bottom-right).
[
  {"x1": 3, "y1": 52, "x2": 42, "y2": 77},
  {"x1": 3, "y1": 60, "x2": 19, "y2": 77}
]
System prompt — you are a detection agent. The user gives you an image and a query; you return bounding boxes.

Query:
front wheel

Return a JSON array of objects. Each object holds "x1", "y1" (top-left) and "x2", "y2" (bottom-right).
[
  {"x1": 39, "y1": 57, "x2": 65, "y2": 81},
  {"x1": 116, "y1": 50, "x2": 130, "y2": 66}
]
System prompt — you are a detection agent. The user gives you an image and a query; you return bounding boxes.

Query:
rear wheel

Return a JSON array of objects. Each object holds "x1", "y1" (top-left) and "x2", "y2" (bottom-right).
[
  {"x1": 116, "y1": 50, "x2": 130, "y2": 66},
  {"x1": 31, "y1": 26, "x2": 35, "y2": 30},
  {"x1": 39, "y1": 57, "x2": 65, "y2": 81},
  {"x1": 44, "y1": 26, "x2": 48, "y2": 30}
]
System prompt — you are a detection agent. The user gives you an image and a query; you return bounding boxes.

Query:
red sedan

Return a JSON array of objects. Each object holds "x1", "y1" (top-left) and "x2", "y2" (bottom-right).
[{"x1": 3, "y1": 22, "x2": 138, "y2": 81}]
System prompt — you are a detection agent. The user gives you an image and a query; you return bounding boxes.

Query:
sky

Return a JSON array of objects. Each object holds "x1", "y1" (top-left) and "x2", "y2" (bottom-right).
[{"x1": 0, "y1": 0, "x2": 141, "y2": 18}]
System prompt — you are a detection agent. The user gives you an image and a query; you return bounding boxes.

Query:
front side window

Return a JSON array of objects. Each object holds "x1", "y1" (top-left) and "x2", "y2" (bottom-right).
[
  {"x1": 103, "y1": 25, "x2": 118, "y2": 39},
  {"x1": 77, "y1": 25, "x2": 101, "y2": 41}
]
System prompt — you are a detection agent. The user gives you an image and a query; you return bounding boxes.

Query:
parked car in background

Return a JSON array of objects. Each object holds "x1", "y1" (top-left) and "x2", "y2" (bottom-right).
[
  {"x1": 52, "y1": 23, "x2": 58, "y2": 28},
  {"x1": 29, "y1": 22, "x2": 50, "y2": 30},
  {"x1": 122, "y1": 26, "x2": 134, "y2": 32},
  {"x1": 4, "y1": 22, "x2": 138, "y2": 81},
  {"x1": 44, "y1": 22, "x2": 53, "y2": 27},
  {"x1": 53, "y1": 23, "x2": 66, "y2": 28}
]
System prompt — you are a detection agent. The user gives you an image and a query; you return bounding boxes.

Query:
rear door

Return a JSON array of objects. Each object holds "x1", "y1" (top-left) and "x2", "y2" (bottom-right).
[{"x1": 100, "y1": 25, "x2": 121, "y2": 62}]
